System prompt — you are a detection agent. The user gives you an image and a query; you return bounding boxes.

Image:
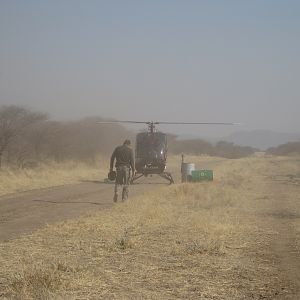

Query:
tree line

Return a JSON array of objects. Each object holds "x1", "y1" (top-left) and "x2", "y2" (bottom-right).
[
  {"x1": 266, "y1": 142, "x2": 300, "y2": 156},
  {"x1": 0, "y1": 105, "x2": 259, "y2": 169},
  {"x1": 168, "y1": 136, "x2": 257, "y2": 158},
  {"x1": 0, "y1": 105, "x2": 132, "y2": 168}
]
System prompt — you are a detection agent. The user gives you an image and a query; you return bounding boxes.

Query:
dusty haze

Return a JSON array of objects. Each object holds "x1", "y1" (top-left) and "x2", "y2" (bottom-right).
[
  {"x1": 1, "y1": 3, "x2": 300, "y2": 298},
  {"x1": 0, "y1": 1, "x2": 299, "y2": 138}
]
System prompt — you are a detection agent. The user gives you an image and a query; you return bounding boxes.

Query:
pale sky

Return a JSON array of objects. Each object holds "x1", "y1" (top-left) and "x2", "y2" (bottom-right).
[{"x1": 0, "y1": 1, "x2": 299, "y2": 137}]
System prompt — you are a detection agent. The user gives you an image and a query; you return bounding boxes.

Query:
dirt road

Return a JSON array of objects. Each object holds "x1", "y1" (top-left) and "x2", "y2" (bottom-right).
[
  {"x1": 0, "y1": 157, "x2": 218, "y2": 242},
  {"x1": 258, "y1": 174, "x2": 300, "y2": 298},
  {"x1": 0, "y1": 178, "x2": 167, "y2": 241}
]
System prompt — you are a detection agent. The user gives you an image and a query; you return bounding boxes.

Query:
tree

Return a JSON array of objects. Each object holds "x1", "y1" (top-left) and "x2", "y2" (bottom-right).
[{"x1": 0, "y1": 105, "x2": 47, "y2": 168}]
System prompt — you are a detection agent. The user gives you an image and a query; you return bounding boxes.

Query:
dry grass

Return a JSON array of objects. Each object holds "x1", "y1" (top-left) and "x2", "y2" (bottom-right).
[
  {"x1": 0, "y1": 155, "x2": 299, "y2": 299},
  {"x1": 7, "y1": 261, "x2": 68, "y2": 300},
  {"x1": 0, "y1": 156, "x2": 108, "y2": 197}
]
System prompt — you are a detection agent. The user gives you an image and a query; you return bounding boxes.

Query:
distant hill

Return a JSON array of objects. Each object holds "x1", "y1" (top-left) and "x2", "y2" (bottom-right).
[{"x1": 223, "y1": 130, "x2": 300, "y2": 150}]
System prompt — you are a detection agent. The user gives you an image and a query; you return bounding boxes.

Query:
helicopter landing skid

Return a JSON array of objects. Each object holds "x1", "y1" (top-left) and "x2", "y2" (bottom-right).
[
  {"x1": 130, "y1": 173, "x2": 144, "y2": 184},
  {"x1": 130, "y1": 172, "x2": 174, "y2": 184},
  {"x1": 159, "y1": 172, "x2": 174, "y2": 184}
]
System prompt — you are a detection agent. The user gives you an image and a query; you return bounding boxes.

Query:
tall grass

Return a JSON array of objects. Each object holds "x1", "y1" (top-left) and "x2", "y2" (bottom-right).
[{"x1": 0, "y1": 156, "x2": 108, "y2": 196}]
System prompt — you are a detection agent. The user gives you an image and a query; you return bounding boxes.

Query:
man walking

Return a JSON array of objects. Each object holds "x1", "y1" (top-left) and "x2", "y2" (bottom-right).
[{"x1": 110, "y1": 139, "x2": 135, "y2": 202}]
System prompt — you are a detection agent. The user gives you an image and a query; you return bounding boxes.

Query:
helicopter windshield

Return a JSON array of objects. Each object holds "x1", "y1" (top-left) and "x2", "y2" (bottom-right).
[{"x1": 136, "y1": 132, "x2": 167, "y2": 158}]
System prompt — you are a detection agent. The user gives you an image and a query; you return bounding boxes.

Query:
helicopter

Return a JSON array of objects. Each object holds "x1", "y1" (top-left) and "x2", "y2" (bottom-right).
[{"x1": 98, "y1": 120, "x2": 238, "y2": 184}]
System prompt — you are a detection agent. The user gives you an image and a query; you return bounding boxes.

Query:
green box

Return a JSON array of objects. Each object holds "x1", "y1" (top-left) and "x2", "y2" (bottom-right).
[{"x1": 191, "y1": 170, "x2": 213, "y2": 182}]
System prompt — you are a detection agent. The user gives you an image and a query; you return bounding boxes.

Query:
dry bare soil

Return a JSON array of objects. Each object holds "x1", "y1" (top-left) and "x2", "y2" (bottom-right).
[{"x1": 0, "y1": 155, "x2": 300, "y2": 299}]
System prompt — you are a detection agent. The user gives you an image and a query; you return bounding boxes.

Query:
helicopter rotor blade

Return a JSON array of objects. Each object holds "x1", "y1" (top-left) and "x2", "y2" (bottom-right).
[
  {"x1": 96, "y1": 120, "x2": 241, "y2": 125},
  {"x1": 96, "y1": 120, "x2": 149, "y2": 124},
  {"x1": 156, "y1": 122, "x2": 240, "y2": 125}
]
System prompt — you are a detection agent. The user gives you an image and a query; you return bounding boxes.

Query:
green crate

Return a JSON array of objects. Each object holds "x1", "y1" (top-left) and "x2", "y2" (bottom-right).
[{"x1": 191, "y1": 170, "x2": 213, "y2": 182}]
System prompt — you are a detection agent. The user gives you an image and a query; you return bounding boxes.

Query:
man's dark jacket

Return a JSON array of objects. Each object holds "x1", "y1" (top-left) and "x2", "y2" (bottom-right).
[{"x1": 110, "y1": 145, "x2": 135, "y2": 171}]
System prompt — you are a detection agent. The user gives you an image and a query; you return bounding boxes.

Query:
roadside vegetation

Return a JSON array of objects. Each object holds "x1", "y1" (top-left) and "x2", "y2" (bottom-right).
[
  {"x1": 1, "y1": 156, "x2": 299, "y2": 299},
  {"x1": 0, "y1": 159, "x2": 107, "y2": 196}
]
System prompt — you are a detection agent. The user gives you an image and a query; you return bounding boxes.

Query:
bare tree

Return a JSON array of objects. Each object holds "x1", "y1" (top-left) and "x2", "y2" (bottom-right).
[{"x1": 0, "y1": 105, "x2": 47, "y2": 168}]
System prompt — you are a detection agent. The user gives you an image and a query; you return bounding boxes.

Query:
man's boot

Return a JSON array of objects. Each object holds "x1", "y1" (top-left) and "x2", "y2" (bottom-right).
[
  {"x1": 113, "y1": 194, "x2": 118, "y2": 202},
  {"x1": 122, "y1": 187, "x2": 129, "y2": 202}
]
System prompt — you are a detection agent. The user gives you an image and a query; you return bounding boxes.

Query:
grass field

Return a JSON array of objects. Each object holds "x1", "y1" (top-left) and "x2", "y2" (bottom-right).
[
  {"x1": 0, "y1": 155, "x2": 299, "y2": 299},
  {"x1": 0, "y1": 158, "x2": 108, "y2": 197}
]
